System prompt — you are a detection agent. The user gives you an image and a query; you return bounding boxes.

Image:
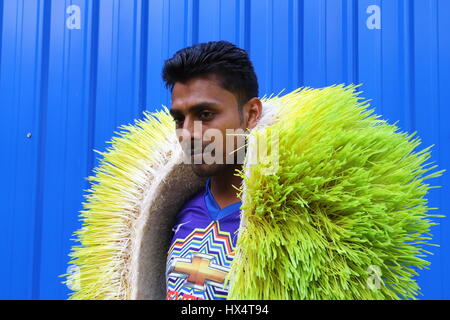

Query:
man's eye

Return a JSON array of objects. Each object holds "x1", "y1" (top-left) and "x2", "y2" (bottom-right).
[
  {"x1": 199, "y1": 111, "x2": 214, "y2": 120},
  {"x1": 174, "y1": 118, "x2": 183, "y2": 126}
]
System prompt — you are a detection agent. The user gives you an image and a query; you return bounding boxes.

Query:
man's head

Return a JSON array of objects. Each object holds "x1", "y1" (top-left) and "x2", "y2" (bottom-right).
[{"x1": 162, "y1": 40, "x2": 262, "y2": 177}]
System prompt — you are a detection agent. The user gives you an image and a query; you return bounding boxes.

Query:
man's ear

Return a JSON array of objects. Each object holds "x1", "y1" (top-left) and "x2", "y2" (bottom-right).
[{"x1": 244, "y1": 97, "x2": 263, "y2": 130}]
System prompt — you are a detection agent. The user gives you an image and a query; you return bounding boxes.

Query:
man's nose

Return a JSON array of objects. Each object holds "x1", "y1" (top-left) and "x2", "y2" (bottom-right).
[{"x1": 177, "y1": 117, "x2": 202, "y2": 142}]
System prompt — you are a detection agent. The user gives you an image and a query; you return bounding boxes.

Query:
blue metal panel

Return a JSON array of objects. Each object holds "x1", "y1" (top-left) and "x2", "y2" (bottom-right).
[
  {"x1": 0, "y1": 0, "x2": 448, "y2": 299},
  {"x1": 412, "y1": 0, "x2": 449, "y2": 299},
  {"x1": 437, "y1": 0, "x2": 450, "y2": 297},
  {"x1": 0, "y1": 0, "x2": 43, "y2": 300},
  {"x1": 35, "y1": 0, "x2": 92, "y2": 300}
]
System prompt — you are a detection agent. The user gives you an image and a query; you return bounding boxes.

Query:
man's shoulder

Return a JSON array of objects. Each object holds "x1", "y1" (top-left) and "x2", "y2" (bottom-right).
[{"x1": 175, "y1": 187, "x2": 206, "y2": 217}]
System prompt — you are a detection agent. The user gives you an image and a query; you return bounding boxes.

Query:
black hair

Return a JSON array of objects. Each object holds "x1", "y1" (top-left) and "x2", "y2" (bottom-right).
[{"x1": 162, "y1": 40, "x2": 259, "y2": 110}]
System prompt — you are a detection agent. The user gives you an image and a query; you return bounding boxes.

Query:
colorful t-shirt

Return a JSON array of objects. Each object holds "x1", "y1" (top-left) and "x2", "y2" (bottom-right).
[{"x1": 166, "y1": 177, "x2": 242, "y2": 300}]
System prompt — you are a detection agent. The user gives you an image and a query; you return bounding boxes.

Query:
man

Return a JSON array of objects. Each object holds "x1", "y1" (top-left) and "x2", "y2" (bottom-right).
[
  {"x1": 162, "y1": 40, "x2": 262, "y2": 300},
  {"x1": 65, "y1": 41, "x2": 440, "y2": 301}
]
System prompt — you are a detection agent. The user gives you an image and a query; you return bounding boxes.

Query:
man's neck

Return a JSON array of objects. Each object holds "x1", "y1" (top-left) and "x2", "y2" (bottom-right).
[{"x1": 210, "y1": 164, "x2": 243, "y2": 209}]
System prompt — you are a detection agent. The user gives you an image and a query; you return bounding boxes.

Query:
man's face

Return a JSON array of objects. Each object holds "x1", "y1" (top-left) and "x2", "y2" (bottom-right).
[{"x1": 169, "y1": 74, "x2": 247, "y2": 177}]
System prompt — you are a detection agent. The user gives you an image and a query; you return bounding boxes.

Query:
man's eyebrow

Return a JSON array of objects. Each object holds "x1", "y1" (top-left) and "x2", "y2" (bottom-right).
[{"x1": 170, "y1": 102, "x2": 220, "y2": 116}]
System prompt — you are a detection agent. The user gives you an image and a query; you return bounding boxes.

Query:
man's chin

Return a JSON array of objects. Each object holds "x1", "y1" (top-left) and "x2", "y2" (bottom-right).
[{"x1": 191, "y1": 163, "x2": 225, "y2": 177}]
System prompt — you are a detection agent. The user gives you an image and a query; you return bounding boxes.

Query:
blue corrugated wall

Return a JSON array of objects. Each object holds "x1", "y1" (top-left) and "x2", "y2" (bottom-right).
[{"x1": 0, "y1": 0, "x2": 449, "y2": 300}]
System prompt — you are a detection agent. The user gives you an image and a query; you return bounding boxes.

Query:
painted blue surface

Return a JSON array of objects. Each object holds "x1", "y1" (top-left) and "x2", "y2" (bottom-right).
[{"x1": 0, "y1": 0, "x2": 448, "y2": 299}]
